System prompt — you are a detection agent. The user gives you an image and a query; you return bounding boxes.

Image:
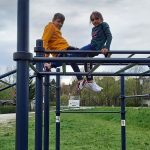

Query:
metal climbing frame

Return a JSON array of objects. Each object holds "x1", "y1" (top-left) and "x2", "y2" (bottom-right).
[
  {"x1": 33, "y1": 42, "x2": 150, "y2": 150},
  {"x1": 12, "y1": 0, "x2": 150, "y2": 150}
]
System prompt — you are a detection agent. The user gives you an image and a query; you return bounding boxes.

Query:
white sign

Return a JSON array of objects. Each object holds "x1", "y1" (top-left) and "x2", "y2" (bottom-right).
[
  {"x1": 68, "y1": 100, "x2": 80, "y2": 108},
  {"x1": 56, "y1": 116, "x2": 60, "y2": 123},
  {"x1": 121, "y1": 120, "x2": 126, "y2": 126}
]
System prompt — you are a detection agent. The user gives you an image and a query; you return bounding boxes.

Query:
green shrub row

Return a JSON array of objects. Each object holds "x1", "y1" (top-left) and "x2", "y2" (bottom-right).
[{"x1": 0, "y1": 106, "x2": 16, "y2": 114}]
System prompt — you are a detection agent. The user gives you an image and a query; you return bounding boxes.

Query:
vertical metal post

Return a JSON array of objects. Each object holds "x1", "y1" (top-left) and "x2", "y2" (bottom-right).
[
  {"x1": 44, "y1": 75, "x2": 50, "y2": 150},
  {"x1": 35, "y1": 39, "x2": 44, "y2": 150},
  {"x1": 87, "y1": 62, "x2": 92, "y2": 78},
  {"x1": 120, "y1": 76, "x2": 126, "y2": 150},
  {"x1": 62, "y1": 54, "x2": 66, "y2": 74},
  {"x1": 16, "y1": 0, "x2": 29, "y2": 150},
  {"x1": 56, "y1": 68, "x2": 61, "y2": 150}
]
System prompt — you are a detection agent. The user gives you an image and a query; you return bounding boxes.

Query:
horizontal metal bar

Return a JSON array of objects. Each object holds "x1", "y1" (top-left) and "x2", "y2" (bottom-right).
[
  {"x1": 0, "y1": 75, "x2": 36, "y2": 92},
  {"x1": 82, "y1": 63, "x2": 148, "y2": 66},
  {"x1": 39, "y1": 72, "x2": 150, "y2": 76},
  {"x1": 0, "y1": 83, "x2": 16, "y2": 92},
  {"x1": 128, "y1": 54, "x2": 135, "y2": 58},
  {"x1": 140, "y1": 69, "x2": 150, "y2": 75},
  {"x1": 29, "y1": 63, "x2": 40, "y2": 74},
  {"x1": 125, "y1": 94, "x2": 150, "y2": 99},
  {"x1": 114, "y1": 54, "x2": 137, "y2": 75},
  {"x1": 87, "y1": 54, "x2": 112, "y2": 75},
  {"x1": 42, "y1": 50, "x2": 150, "y2": 54},
  {"x1": 115, "y1": 56, "x2": 150, "y2": 75},
  {"x1": 114, "y1": 64, "x2": 136, "y2": 75},
  {"x1": 87, "y1": 63, "x2": 101, "y2": 75},
  {"x1": 61, "y1": 111, "x2": 120, "y2": 113},
  {"x1": 0, "y1": 80, "x2": 12, "y2": 86},
  {"x1": 33, "y1": 57, "x2": 150, "y2": 64},
  {"x1": 35, "y1": 62, "x2": 148, "y2": 66},
  {"x1": 29, "y1": 75, "x2": 37, "y2": 79},
  {"x1": 0, "y1": 69, "x2": 17, "y2": 80}
]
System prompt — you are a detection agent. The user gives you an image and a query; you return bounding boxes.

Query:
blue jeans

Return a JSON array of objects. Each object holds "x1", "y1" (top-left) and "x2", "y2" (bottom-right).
[{"x1": 80, "y1": 44, "x2": 96, "y2": 56}]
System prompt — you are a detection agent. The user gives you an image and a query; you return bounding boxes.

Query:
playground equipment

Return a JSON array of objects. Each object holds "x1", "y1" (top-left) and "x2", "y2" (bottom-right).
[
  {"x1": 12, "y1": 39, "x2": 150, "y2": 150},
  {"x1": 1, "y1": 42, "x2": 150, "y2": 150},
  {"x1": 1, "y1": 0, "x2": 150, "y2": 150}
]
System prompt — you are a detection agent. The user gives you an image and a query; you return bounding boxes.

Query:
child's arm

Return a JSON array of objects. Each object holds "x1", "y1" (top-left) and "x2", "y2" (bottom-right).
[
  {"x1": 101, "y1": 22, "x2": 112, "y2": 56},
  {"x1": 42, "y1": 24, "x2": 55, "y2": 71},
  {"x1": 42, "y1": 24, "x2": 55, "y2": 57},
  {"x1": 102, "y1": 22, "x2": 112, "y2": 50}
]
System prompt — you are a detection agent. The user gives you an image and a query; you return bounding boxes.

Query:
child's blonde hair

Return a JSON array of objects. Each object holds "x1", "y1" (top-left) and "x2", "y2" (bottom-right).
[{"x1": 90, "y1": 11, "x2": 103, "y2": 22}]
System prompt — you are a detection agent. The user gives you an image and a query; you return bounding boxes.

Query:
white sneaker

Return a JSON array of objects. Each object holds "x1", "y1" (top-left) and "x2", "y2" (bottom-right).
[
  {"x1": 77, "y1": 79, "x2": 86, "y2": 90},
  {"x1": 84, "y1": 81, "x2": 103, "y2": 92}
]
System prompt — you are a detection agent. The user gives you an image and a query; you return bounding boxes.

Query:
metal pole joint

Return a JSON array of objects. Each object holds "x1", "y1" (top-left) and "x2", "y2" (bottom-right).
[{"x1": 13, "y1": 51, "x2": 33, "y2": 61}]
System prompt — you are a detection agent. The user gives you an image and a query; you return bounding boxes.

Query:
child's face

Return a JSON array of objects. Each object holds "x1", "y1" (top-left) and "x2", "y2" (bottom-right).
[
  {"x1": 91, "y1": 15, "x2": 102, "y2": 27},
  {"x1": 53, "y1": 18, "x2": 64, "y2": 29}
]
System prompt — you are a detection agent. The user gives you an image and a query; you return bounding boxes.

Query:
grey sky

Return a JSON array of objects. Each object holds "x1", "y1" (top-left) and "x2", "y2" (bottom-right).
[{"x1": 0, "y1": 0, "x2": 150, "y2": 83}]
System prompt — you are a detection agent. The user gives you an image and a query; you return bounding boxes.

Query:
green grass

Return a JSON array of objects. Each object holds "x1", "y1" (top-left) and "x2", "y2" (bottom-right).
[
  {"x1": 0, "y1": 107, "x2": 150, "y2": 150},
  {"x1": 0, "y1": 121, "x2": 15, "y2": 150}
]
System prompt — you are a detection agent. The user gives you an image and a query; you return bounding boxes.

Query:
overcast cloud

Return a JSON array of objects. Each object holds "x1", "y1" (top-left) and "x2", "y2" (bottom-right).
[{"x1": 0, "y1": 0, "x2": 150, "y2": 83}]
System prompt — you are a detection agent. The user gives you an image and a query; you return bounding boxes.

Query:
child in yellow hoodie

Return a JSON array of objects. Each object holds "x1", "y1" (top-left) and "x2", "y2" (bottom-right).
[{"x1": 42, "y1": 13, "x2": 85, "y2": 90}]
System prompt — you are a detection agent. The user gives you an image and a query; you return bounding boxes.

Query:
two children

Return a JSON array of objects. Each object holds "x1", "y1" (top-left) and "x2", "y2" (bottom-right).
[{"x1": 42, "y1": 11, "x2": 112, "y2": 92}]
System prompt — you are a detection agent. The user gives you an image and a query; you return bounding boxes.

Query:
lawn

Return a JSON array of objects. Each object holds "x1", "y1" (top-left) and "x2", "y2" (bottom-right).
[{"x1": 0, "y1": 107, "x2": 150, "y2": 150}]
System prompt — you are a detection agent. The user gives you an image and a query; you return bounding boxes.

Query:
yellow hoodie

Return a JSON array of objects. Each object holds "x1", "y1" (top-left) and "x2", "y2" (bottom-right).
[{"x1": 42, "y1": 22, "x2": 69, "y2": 57}]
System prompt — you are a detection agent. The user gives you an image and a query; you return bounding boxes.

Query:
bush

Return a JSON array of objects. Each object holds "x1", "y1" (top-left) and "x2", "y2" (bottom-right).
[
  {"x1": 0, "y1": 106, "x2": 16, "y2": 114},
  {"x1": 60, "y1": 95, "x2": 69, "y2": 106},
  {"x1": 49, "y1": 101, "x2": 56, "y2": 106}
]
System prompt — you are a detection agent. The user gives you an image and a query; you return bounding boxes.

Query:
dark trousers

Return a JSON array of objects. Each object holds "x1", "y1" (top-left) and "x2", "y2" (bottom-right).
[{"x1": 79, "y1": 44, "x2": 97, "y2": 81}]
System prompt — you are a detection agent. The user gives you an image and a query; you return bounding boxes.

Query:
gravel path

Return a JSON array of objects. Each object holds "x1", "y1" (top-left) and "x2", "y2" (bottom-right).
[
  {"x1": 0, "y1": 107, "x2": 93, "y2": 124},
  {"x1": 0, "y1": 113, "x2": 16, "y2": 124}
]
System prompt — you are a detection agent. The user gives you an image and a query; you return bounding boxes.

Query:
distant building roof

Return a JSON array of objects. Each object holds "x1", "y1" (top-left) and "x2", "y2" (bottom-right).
[{"x1": 0, "y1": 100, "x2": 16, "y2": 105}]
